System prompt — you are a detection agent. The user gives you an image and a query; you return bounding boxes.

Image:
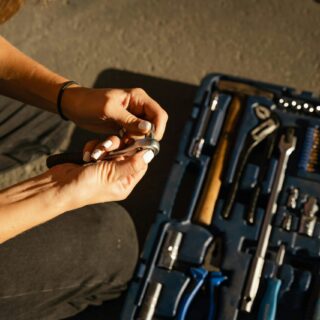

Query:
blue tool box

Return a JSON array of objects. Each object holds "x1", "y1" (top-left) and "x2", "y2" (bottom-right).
[{"x1": 120, "y1": 74, "x2": 320, "y2": 320}]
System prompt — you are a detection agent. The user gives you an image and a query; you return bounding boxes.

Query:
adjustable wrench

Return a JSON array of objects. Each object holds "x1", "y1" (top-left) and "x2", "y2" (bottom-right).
[
  {"x1": 222, "y1": 115, "x2": 279, "y2": 219},
  {"x1": 240, "y1": 128, "x2": 297, "y2": 313}
]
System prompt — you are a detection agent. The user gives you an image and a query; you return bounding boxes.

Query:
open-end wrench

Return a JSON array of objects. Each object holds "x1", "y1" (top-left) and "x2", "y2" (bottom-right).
[
  {"x1": 240, "y1": 128, "x2": 297, "y2": 313},
  {"x1": 221, "y1": 115, "x2": 279, "y2": 219}
]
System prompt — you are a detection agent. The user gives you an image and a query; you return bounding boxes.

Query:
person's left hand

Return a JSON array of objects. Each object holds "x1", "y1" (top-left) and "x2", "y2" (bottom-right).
[{"x1": 62, "y1": 86, "x2": 168, "y2": 141}]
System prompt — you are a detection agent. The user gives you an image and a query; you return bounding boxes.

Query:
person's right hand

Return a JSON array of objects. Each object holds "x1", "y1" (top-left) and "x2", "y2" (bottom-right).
[
  {"x1": 47, "y1": 148, "x2": 154, "y2": 210},
  {"x1": 63, "y1": 87, "x2": 168, "y2": 141}
]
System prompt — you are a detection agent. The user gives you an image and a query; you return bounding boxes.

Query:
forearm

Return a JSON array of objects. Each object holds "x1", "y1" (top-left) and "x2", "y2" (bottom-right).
[
  {"x1": 0, "y1": 173, "x2": 70, "y2": 244},
  {"x1": 0, "y1": 36, "x2": 76, "y2": 112}
]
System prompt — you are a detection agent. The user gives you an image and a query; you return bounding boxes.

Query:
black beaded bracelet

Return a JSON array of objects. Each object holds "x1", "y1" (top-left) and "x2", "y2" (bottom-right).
[{"x1": 57, "y1": 80, "x2": 79, "y2": 121}]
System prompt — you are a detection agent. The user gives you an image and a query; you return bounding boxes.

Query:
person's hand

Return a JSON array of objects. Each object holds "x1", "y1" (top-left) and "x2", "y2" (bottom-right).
[
  {"x1": 48, "y1": 149, "x2": 154, "y2": 209},
  {"x1": 62, "y1": 87, "x2": 168, "y2": 141}
]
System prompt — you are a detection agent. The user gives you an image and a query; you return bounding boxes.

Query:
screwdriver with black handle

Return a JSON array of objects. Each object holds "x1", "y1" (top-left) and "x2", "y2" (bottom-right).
[{"x1": 258, "y1": 244, "x2": 285, "y2": 320}]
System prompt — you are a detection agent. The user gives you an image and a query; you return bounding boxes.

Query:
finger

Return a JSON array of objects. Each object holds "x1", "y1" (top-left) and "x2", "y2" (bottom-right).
[
  {"x1": 115, "y1": 149, "x2": 155, "y2": 179},
  {"x1": 118, "y1": 150, "x2": 154, "y2": 194},
  {"x1": 83, "y1": 140, "x2": 100, "y2": 162},
  {"x1": 111, "y1": 102, "x2": 153, "y2": 137},
  {"x1": 128, "y1": 88, "x2": 168, "y2": 140},
  {"x1": 91, "y1": 136, "x2": 122, "y2": 161},
  {"x1": 118, "y1": 164, "x2": 148, "y2": 194},
  {"x1": 82, "y1": 120, "x2": 122, "y2": 135}
]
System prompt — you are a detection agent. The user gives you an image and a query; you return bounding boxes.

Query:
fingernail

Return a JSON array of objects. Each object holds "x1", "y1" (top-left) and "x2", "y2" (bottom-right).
[
  {"x1": 83, "y1": 151, "x2": 91, "y2": 162},
  {"x1": 143, "y1": 150, "x2": 154, "y2": 164},
  {"x1": 91, "y1": 149, "x2": 103, "y2": 160},
  {"x1": 138, "y1": 120, "x2": 152, "y2": 132},
  {"x1": 102, "y1": 140, "x2": 113, "y2": 149}
]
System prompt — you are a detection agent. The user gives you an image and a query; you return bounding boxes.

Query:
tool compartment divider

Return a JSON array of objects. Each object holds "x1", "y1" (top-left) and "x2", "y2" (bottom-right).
[{"x1": 121, "y1": 74, "x2": 320, "y2": 320}]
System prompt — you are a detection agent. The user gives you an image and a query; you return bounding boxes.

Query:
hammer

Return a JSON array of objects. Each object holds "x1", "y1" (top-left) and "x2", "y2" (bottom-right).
[{"x1": 193, "y1": 80, "x2": 274, "y2": 226}]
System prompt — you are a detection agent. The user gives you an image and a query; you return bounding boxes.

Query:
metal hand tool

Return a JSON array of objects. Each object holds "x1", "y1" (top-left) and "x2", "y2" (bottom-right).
[
  {"x1": 246, "y1": 134, "x2": 276, "y2": 224},
  {"x1": 136, "y1": 282, "x2": 162, "y2": 320},
  {"x1": 258, "y1": 245, "x2": 285, "y2": 320},
  {"x1": 298, "y1": 196, "x2": 318, "y2": 237},
  {"x1": 103, "y1": 137, "x2": 160, "y2": 159},
  {"x1": 255, "y1": 105, "x2": 272, "y2": 120},
  {"x1": 157, "y1": 230, "x2": 183, "y2": 270},
  {"x1": 222, "y1": 116, "x2": 279, "y2": 220},
  {"x1": 281, "y1": 213, "x2": 293, "y2": 232},
  {"x1": 190, "y1": 91, "x2": 219, "y2": 158},
  {"x1": 287, "y1": 187, "x2": 299, "y2": 209},
  {"x1": 177, "y1": 239, "x2": 227, "y2": 320},
  {"x1": 240, "y1": 128, "x2": 297, "y2": 313},
  {"x1": 193, "y1": 95, "x2": 242, "y2": 225},
  {"x1": 46, "y1": 130, "x2": 160, "y2": 168}
]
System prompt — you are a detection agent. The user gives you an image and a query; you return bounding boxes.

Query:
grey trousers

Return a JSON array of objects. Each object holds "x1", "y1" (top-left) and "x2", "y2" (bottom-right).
[
  {"x1": 0, "y1": 202, "x2": 139, "y2": 320},
  {"x1": 0, "y1": 96, "x2": 139, "y2": 319}
]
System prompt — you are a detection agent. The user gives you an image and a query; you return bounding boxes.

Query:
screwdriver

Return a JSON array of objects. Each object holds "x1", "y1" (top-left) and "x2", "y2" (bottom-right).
[{"x1": 258, "y1": 244, "x2": 285, "y2": 320}]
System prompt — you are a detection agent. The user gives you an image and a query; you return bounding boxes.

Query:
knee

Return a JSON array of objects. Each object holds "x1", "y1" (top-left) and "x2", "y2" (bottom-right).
[{"x1": 87, "y1": 202, "x2": 139, "y2": 287}]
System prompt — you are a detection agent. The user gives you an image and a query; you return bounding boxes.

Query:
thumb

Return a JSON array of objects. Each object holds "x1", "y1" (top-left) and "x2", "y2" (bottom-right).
[
  {"x1": 114, "y1": 107, "x2": 152, "y2": 136},
  {"x1": 114, "y1": 150, "x2": 154, "y2": 192},
  {"x1": 115, "y1": 149, "x2": 155, "y2": 179}
]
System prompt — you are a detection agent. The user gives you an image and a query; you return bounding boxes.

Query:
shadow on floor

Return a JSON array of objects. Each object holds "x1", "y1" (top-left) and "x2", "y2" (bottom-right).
[{"x1": 66, "y1": 69, "x2": 197, "y2": 319}]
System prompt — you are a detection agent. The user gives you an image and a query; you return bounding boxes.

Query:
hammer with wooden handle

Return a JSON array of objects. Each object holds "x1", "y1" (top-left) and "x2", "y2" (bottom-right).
[{"x1": 193, "y1": 95, "x2": 242, "y2": 225}]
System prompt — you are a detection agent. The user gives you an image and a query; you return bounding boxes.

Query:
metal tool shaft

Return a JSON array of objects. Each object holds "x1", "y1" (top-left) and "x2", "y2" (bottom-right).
[
  {"x1": 222, "y1": 117, "x2": 279, "y2": 219},
  {"x1": 240, "y1": 130, "x2": 296, "y2": 312},
  {"x1": 46, "y1": 137, "x2": 159, "y2": 168},
  {"x1": 193, "y1": 95, "x2": 242, "y2": 225},
  {"x1": 137, "y1": 282, "x2": 162, "y2": 320}
]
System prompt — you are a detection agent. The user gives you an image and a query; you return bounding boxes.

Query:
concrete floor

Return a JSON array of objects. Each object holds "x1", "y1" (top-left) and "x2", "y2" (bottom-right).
[
  {"x1": 1, "y1": 0, "x2": 320, "y2": 92},
  {"x1": 0, "y1": 0, "x2": 319, "y2": 319}
]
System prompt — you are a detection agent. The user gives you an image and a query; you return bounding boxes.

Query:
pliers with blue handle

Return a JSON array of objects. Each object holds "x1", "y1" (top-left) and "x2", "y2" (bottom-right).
[{"x1": 177, "y1": 239, "x2": 227, "y2": 320}]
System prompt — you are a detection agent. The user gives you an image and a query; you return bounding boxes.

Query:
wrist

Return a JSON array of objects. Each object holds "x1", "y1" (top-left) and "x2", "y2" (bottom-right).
[
  {"x1": 59, "y1": 84, "x2": 85, "y2": 122},
  {"x1": 0, "y1": 172, "x2": 71, "y2": 216}
]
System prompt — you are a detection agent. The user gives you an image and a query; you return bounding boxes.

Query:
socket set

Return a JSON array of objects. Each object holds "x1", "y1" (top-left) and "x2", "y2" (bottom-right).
[{"x1": 121, "y1": 74, "x2": 320, "y2": 320}]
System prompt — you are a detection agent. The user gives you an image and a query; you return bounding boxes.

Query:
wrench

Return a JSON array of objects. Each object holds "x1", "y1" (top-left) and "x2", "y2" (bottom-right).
[
  {"x1": 103, "y1": 137, "x2": 159, "y2": 159},
  {"x1": 246, "y1": 134, "x2": 276, "y2": 224},
  {"x1": 46, "y1": 128, "x2": 160, "y2": 168},
  {"x1": 222, "y1": 116, "x2": 279, "y2": 219},
  {"x1": 240, "y1": 128, "x2": 297, "y2": 313},
  {"x1": 104, "y1": 125, "x2": 159, "y2": 158}
]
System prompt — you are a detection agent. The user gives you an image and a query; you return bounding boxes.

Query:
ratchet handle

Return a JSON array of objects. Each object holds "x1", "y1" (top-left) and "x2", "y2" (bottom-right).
[{"x1": 47, "y1": 152, "x2": 84, "y2": 168}]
